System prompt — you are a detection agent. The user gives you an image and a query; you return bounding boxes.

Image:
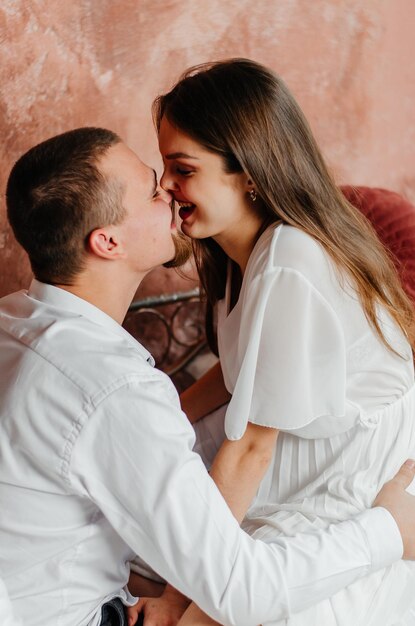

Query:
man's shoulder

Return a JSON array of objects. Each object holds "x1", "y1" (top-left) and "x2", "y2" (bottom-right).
[
  {"x1": 0, "y1": 290, "x2": 162, "y2": 399},
  {"x1": 39, "y1": 315, "x2": 161, "y2": 396}
]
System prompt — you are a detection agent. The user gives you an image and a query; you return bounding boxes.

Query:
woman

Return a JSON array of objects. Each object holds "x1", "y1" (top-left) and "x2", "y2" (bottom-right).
[{"x1": 131, "y1": 59, "x2": 415, "y2": 626}]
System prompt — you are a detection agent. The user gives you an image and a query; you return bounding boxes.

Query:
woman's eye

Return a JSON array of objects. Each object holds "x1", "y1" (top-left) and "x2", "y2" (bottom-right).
[{"x1": 175, "y1": 167, "x2": 193, "y2": 176}]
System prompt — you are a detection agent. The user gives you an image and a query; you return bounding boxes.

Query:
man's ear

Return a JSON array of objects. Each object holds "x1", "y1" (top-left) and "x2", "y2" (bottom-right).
[{"x1": 87, "y1": 227, "x2": 126, "y2": 260}]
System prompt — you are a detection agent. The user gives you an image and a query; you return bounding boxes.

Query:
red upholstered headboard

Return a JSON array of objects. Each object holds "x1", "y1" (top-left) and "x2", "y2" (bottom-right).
[{"x1": 341, "y1": 186, "x2": 415, "y2": 306}]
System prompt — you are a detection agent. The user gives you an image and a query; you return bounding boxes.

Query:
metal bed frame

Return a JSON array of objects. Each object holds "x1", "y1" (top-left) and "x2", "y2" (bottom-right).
[{"x1": 124, "y1": 288, "x2": 208, "y2": 388}]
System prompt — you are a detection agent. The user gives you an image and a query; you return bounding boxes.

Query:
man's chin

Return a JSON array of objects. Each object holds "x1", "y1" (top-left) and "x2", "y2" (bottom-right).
[{"x1": 163, "y1": 232, "x2": 193, "y2": 268}]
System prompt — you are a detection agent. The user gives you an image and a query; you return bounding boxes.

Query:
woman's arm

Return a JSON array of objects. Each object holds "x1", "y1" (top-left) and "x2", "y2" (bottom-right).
[
  {"x1": 209, "y1": 421, "x2": 279, "y2": 523},
  {"x1": 180, "y1": 361, "x2": 231, "y2": 424},
  {"x1": 128, "y1": 571, "x2": 165, "y2": 598}
]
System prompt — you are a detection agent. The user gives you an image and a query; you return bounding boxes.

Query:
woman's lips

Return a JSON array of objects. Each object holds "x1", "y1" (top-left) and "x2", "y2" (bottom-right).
[{"x1": 178, "y1": 204, "x2": 196, "y2": 221}]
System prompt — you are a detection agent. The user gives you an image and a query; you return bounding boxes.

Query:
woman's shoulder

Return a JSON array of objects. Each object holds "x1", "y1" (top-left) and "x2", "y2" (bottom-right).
[
  {"x1": 244, "y1": 223, "x2": 342, "y2": 311},
  {"x1": 265, "y1": 223, "x2": 334, "y2": 280}
]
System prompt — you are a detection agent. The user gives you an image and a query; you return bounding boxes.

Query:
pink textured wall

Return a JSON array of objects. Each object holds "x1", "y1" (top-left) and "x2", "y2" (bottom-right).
[{"x1": 1, "y1": 0, "x2": 414, "y2": 297}]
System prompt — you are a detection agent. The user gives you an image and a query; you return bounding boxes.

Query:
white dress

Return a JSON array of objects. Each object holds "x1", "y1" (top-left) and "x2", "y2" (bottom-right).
[{"x1": 195, "y1": 223, "x2": 415, "y2": 625}]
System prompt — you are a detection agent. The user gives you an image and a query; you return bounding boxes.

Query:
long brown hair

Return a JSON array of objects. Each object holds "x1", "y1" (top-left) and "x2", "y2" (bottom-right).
[{"x1": 154, "y1": 59, "x2": 415, "y2": 355}]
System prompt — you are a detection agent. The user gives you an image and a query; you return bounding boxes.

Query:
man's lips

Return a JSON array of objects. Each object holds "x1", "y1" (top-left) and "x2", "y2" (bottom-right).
[{"x1": 169, "y1": 200, "x2": 177, "y2": 229}]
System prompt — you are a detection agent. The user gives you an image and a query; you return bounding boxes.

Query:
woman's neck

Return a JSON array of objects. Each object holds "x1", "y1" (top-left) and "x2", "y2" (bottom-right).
[{"x1": 214, "y1": 214, "x2": 266, "y2": 275}]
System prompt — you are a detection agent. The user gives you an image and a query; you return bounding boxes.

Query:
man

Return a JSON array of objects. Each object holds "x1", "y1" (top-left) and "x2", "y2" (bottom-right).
[{"x1": 0, "y1": 127, "x2": 414, "y2": 626}]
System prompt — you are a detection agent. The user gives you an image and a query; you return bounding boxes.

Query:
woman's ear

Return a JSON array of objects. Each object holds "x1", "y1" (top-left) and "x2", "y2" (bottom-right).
[
  {"x1": 87, "y1": 227, "x2": 126, "y2": 260},
  {"x1": 246, "y1": 178, "x2": 258, "y2": 202}
]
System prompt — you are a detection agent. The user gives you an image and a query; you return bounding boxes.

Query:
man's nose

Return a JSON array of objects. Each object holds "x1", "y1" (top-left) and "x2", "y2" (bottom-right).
[{"x1": 157, "y1": 186, "x2": 173, "y2": 205}]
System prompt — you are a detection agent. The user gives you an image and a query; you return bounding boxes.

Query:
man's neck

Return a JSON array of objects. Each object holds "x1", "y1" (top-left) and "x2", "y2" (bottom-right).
[{"x1": 56, "y1": 269, "x2": 142, "y2": 325}]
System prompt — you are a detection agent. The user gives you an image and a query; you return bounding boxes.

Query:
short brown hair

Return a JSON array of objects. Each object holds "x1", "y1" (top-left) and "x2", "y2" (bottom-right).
[{"x1": 6, "y1": 127, "x2": 124, "y2": 284}]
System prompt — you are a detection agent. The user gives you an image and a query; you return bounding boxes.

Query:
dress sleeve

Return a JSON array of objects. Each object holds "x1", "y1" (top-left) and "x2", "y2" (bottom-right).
[{"x1": 224, "y1": 267, "x2": 350, "y2": 440}]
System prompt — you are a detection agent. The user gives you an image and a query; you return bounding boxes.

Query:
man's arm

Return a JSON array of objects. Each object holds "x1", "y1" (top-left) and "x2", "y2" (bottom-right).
[
  {"x1": 133, "y1": 421, "x2": 279, "y2": 625},
  {"x1": 69, "y1": 375, "x2": 411, "y2": 626}
]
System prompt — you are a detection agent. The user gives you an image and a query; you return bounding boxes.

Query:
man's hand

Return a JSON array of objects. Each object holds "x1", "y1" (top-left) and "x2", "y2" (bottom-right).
[
  {"x1": 127, "y1": 586, "x2": 190, "y2": 626},
  {"x1": 374, "y1": 459, "x2": 415, "y2": 559},
  {"x1": 176, "y1": 603, "x2": 221, "y2": 626}
]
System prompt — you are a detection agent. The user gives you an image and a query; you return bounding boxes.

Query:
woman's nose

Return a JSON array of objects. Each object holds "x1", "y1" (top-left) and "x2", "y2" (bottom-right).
[{"x1": 160, "y1": 168, "x2": 178, "y2": 192}]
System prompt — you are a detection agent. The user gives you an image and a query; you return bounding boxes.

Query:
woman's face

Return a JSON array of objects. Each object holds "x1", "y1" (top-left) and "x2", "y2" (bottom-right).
[{"x1": 158, "y1": 116, "x2": 258, "y2": 244}]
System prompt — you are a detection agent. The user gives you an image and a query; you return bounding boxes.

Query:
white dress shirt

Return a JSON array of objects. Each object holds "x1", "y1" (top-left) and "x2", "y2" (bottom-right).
[{"x1": 0, "y1": 280, "x2": 403, "y2": 626}]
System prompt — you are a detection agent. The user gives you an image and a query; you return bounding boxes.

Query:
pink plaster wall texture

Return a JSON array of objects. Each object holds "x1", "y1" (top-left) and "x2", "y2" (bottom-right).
[{"x1": 0, "y1": 0, "x2": 414, "y2": 297}]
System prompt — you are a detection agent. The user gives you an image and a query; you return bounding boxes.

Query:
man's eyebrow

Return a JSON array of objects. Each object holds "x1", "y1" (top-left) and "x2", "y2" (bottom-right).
[
  {"x1": 149, "y1": 169, "x2": 157, "y2": 198},
  {"x1": 165, "y1": 152, "x2": 199, "y2": 160}
]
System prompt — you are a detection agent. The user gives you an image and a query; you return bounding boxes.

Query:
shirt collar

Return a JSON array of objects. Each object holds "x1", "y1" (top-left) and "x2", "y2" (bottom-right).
[{"x1": 27, "y1": 279, "x2": 155, "y2": 366}]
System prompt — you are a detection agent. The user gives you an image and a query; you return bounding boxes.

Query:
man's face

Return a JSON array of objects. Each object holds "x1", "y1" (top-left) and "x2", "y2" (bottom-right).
[{"x1": 100, "y1": 142, "x2": 177, "y2": 274}]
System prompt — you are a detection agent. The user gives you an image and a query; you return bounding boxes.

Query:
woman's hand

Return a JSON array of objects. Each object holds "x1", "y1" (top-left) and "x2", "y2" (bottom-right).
[{"x1": 127, "y1": 586, "x2": 191, "y2": 626}]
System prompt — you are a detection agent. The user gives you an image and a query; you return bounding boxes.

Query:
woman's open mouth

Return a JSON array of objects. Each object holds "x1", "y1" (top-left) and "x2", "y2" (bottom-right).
[{"x1": 178, "y1": 202, "x2": 196, "y2": 221}]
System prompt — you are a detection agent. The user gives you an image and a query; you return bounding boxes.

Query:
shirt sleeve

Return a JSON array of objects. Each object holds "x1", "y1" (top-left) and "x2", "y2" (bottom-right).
[
  {"x1": 224, "y1": 267, "x2": 356, "y2": 440},
  {"x1": 68, "y1": 373, "x2": 402, "y2": 626},
  {"x1": 0, "y1": 578, "x2": 22, "y2": 626}
]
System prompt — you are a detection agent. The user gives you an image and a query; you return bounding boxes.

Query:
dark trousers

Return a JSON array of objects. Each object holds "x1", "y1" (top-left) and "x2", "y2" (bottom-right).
[
  {"x1": 100, "y1": 597, "x2": 144, "y2": 626},
  {"x1": 100, "y1": 598, "x2": 127, "y2": 626}
]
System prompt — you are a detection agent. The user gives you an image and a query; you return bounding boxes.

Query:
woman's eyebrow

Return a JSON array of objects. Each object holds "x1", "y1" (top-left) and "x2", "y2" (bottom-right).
[{"x1": 165, "y1": 152, "x2": 199, "y2": 160}]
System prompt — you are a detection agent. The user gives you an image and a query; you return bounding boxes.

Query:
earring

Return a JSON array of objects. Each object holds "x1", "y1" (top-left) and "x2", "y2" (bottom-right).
[{"x1": 249, "y1": 189, "x2": 257, "y2": 202}]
